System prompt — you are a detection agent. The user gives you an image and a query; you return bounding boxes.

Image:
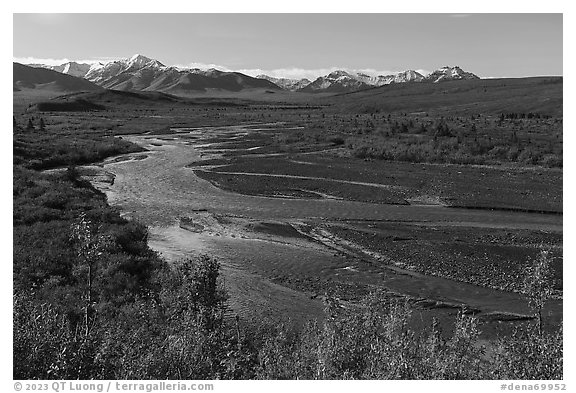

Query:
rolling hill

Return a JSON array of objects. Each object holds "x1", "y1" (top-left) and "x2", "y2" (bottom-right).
[
  {"x1": 326, "y1": 77, "x2": 563, "y2": 117},
  {"x1": 13, "y1": 63, "x2": 102, "y2": 92},
  {"x1": 28, "y1": 89, "x2": 251, "y2": 112}
]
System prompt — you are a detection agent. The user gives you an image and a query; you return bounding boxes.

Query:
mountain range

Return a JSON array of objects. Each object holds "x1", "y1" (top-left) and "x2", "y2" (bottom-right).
[
  {"x1": 256, "y1": 75, "x2": 312, "y2": 92},
  {"x1": 28, "y1": 61, "x2": 92, "y2": 78},
  {"x1": 83, "y1": 54, "x2": 281, "y2": 93},
  {"x1": 21, "y1": 54, "x2": 480, "y2": 94}
]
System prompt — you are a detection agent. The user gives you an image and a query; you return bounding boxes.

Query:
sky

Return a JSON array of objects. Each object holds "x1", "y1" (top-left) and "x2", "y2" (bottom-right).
[{"x1": 13, "y1": 13, "x2": 563, "y2": 79}]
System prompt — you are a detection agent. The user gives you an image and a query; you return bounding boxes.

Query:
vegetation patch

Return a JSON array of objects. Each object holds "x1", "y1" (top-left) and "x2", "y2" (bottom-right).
[
  {"x1": 14, "y1": 129, "x2": 144, "y2": 170},
  {"x1": 194, "y1": 169, "x2": 409, "y2": 204},
  {"x1": 35, "y1": 99, "x2": 106, "y2": 112},
  {"x1": 328, "y1": 223, "x2": 562, "y2": 296}
]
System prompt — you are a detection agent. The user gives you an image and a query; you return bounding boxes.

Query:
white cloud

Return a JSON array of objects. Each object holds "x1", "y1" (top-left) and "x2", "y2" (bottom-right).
[
  {"x1": 172, "y1": 62, "x2": 232, "y2": 71},
  {"x1": 13, "y1": 56, "x2": 121, "y2": 66}
]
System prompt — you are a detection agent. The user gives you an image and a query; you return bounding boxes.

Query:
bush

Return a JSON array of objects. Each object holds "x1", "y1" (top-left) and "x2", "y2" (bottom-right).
[
  {"x1": 493, "y1": 324, "x2": 562, "y2": 379},
  {"x1": 327, "y1": 135, "x2": 346, "y2": 146},
  {"x1": 161, "y1": 256, "x2": 228, "y2": 331},
  {"x1": 255, "y1": 295, "x2": 491, "y2": 380},
  {"x1": 15, "y1": 268, "x2": 563, "y2": 380},
  {"x1": 13, "y1": 293, "x2": 105, "y2": 379},
  {"x1": 540, "y1": 154, "x2": 563, "y2": 168}
]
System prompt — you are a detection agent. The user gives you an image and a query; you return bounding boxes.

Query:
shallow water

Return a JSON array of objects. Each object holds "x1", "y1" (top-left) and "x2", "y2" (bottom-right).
[{"x1": 88, "y1": 124, "x2": 562, "y2": 327}]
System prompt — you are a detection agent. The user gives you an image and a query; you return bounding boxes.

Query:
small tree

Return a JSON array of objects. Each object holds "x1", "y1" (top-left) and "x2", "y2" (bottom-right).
[
  {"x1": 175, "y1": 256, "x2": 228, "y2": 331},
  {"x1": 523, "y1": 248, "x2": 554, "y2": 334},
  {"x1": 70, "y1": 212, "x2": 111, "y2": 336}
]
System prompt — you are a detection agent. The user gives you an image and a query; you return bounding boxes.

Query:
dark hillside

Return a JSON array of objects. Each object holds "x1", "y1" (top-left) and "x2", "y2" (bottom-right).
[
  {"x1": 30, "y1": 89, "x2": 250, "y2": 112},
  {"x1": 327, "y1": 77, "x2": 562, "y2": 117},
  {"x1": 13, "y1": 63, "x2": 102, "y2": 92}
]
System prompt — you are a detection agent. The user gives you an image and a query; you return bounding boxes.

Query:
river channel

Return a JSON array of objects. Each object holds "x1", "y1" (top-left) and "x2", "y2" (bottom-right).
[{"x1": 84, "y1": 124, "x2": 562, "y2": 330}]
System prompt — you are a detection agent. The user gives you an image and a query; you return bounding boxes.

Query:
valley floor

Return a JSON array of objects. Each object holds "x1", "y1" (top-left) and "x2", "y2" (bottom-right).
[
  {"x1": 13, "y1": 90, "x2": 563, "y2": 378},
  {"x1": 81, "y1": 122, "x2": 562, "y2": 338}
]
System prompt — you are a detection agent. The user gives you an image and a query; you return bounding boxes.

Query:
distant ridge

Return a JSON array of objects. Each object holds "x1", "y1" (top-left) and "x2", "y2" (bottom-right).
[
  {"x1": 28, "y1": 61, "x2": 92, "y2": 78},
  {"x1": 81, "y1": 55, "x2": 282, "y2": 93},
  {"x1": 355, "y1": 70, "x2": 425, "y2": 86},
  {"x1": 423, "y1": 66, "x2": 480, "y2": 83},
  {"x1": 13, "y1": 63, "x2": 102, "y2": 92},
  {"x1": 326, "y1": 76, "x2": 563, "y2": 117},
  {"x1": 25, "y1": 55, "x2": 482, "y2": 94},
  {"x1": 256, "y1": 75, "x2": 312, "y2": 91},
  {"x1": 299, "y1": 70, "x2": 372, "y2": 93},
  {"x1": 298, "y1": 66, "x2": 480, "y2": 93},
  {"x1": 28, "y1": 89, "x2": 250, "y2": 113}
]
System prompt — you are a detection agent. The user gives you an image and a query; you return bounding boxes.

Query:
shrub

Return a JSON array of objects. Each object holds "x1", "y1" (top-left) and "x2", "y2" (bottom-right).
[
  {"x1": 327, "y1": 135, "x2": 346, "y2": 146},
  {"x1": 493, "y1": 325, "x2": 562, "y2": 379},
  {"x1": 540, "y1": 154, "x2": 563, "y2": 168},
  {"x1": 522, "y1": 249, "x2": 554, "y2": 334}
]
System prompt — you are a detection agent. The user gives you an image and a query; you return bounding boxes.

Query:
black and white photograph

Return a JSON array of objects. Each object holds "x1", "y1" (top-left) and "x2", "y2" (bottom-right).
[{"x1": 9, "y1": 7, "x2": 567, "y2": 387}]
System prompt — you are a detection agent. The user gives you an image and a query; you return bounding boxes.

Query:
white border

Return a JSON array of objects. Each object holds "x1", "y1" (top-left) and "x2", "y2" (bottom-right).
[{"x1": 3, "y1": 3, "x2": 572, "y2": 391}]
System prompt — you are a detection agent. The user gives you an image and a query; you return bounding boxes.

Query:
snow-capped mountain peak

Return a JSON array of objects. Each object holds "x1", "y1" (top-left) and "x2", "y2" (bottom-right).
[
  {"x1": 423, "y1": 66, "x2": 479, "y2": 83},
  {"x1": 354, "y1": 70, "x2": 425, "y2": 86},
  {"x1": 299, "y1": 70, "x2": 371, "y2": 93},
  {"x1": 45, "y1": 54, "x2": 281, "y2": 93},
  {"x1": 256, "y1": 75, "x2": 312, "y2": 91},
  {"x1": 25, "y1": 61, "x2": 92, "y2": 78},
  {"x1": 129, "y1": 54, "x2": 149, "y2": 62},
  {"x1": 327, "y1": 70, "x2": 353, "y2": 79},
  {"x1": 126, "y1": 54, "x2": 165, "y2": 69},
  {"x1": 59, "y1": 62, "x2": 92, "y2": 78},
  {"x1": 396, "y1": 70, "x2": 424, "y2": 81},
  {"x1": 83, "y1": 54, "x2": 167, "y2": 83}
]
